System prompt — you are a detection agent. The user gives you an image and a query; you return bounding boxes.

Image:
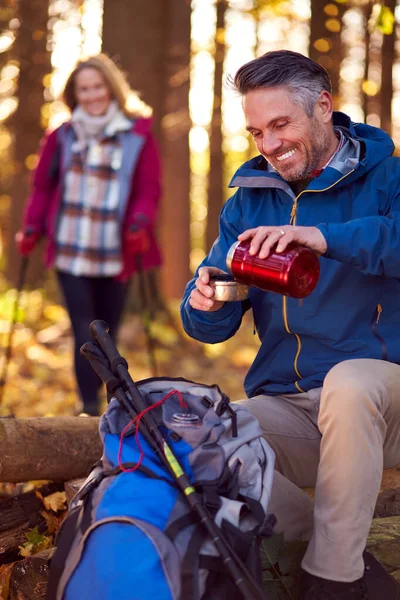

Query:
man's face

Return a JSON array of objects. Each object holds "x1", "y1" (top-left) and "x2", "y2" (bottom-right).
[{"x1": 243, "y1": 86, "x2": 335, "y2": 181}]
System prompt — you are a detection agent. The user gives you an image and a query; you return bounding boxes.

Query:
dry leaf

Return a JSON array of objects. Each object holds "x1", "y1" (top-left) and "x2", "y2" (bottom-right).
[
  {"x1": 18, "y1": 537, "x2": 52, "y2": 558},
  {"x1": 40, "y1": 509, "x2": 65, "y2": 534},
  {"x1": 35, "y1": 490, "x2": 44, "y2": 502},
  {"x1": 43, "y1": 491, "x2": 67, "y2": 512},
  {"x1": 18, "y1": 543, "x2": 34, "y2": 558},
  {"x1": 18, "y1": 527, "x2": 53, "y2": 558}
]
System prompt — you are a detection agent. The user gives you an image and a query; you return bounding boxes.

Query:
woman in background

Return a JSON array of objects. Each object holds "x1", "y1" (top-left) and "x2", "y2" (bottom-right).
[{"x1": 16, "y1": 54, "x2": 162, "y2": 415}]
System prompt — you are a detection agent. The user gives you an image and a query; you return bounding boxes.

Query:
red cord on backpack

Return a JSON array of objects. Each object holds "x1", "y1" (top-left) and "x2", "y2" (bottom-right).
[{"x1": 117, "y1": 389, "x2": 188, "y2": 473}]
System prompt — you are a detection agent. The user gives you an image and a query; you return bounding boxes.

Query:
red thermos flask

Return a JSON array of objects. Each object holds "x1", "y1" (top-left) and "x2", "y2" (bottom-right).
[{"x1": 226, "y1": 240, "x2": 320, "y2": 298}]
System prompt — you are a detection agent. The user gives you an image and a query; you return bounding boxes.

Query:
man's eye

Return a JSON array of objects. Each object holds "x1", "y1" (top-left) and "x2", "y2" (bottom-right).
[
  {"x1": 251, "y1": 131, "x2": 261, "y2": 138},
  {"x1": 275, "y1": 122, "x2": 288, "y2": 129}
]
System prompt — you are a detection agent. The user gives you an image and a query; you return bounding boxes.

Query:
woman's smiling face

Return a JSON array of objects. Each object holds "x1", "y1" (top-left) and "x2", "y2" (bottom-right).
[
  {"x1": 243, "y1": 86, "x2": 337, "y2": 181},
  {"x1": 74, "y1": 67, "x2": 112, "y2": 116}
]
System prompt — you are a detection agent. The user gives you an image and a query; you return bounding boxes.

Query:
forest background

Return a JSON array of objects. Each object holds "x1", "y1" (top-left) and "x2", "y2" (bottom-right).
[{"x1": 0, "y1": 0, "x2": 398, "y2": 416}]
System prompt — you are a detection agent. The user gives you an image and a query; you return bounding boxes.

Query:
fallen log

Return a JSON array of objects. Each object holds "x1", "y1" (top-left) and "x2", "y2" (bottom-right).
[
  {"x1": 0, "y1": 417, "x2": 102, "y2": 483},
  {"x1": 374, "y1": 488, "x2": 400, "y2": 518}
]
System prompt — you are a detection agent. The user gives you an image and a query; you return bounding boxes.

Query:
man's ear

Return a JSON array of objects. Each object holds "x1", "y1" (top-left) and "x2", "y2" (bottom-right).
[{"x1": 316, "y1": 90, "x2": 333, "y2": 123}]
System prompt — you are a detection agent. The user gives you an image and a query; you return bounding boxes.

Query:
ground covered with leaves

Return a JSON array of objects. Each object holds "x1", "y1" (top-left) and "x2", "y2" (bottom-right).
[{"x1": 0, "y1": 284, "x2": 258, "y2": 417}]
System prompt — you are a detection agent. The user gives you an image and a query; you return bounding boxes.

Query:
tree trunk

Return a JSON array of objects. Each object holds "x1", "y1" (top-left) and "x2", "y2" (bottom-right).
[
  {"x1": 380, "y1": 0, "x2": 396, "y2": 136},
  {"x1": 0, "y1": 417, "x2": 101, "y2": 482},
  {"x1": 102, "y1": 0, "x2": 166, "y2": 141},
  {"x1": 309, "y1": 0, "x2": 345, "y2": 107},
  {"x1": 206, "y1": 0, "x2": 228, "y2": 254},
  {"x1": 159, "y1": 0, "x2": 191, "y2": 298},
  {"x1": 102, "y1": 0, "x2": 191, "y2": 300},
  {"x1": 0, "y1": 1, "x2": 17, "y2": 195},
  {"x1": 0, "y1": 1, "x2": 18, "y2": 276},
  {"x1": 362, "y1": 2, "x2": 373, "y2": 122},
  {"x1": 6, "y1": 0, "x2": 52, "y2": 287}
]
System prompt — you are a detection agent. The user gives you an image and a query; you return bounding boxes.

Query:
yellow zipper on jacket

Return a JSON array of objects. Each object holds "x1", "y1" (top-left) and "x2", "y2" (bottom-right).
[
  {"x1": 376, "y1": 303, "x2": 382, "y2": 323},
  {"x1": 282, "y1": 296, "x2": 305, "y2": 392},
  {"x1": 283, "y1": 169, "x2": 355, "y2": 392}
]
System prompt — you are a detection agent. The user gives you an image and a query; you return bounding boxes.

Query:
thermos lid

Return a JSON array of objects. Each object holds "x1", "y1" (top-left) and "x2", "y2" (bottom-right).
[
  {"x1": 226, "y1": 240, "x2": 240, "y2": 272},
  {"x1": 209, "y1": 274, "x2": 249, "y2": 302}
]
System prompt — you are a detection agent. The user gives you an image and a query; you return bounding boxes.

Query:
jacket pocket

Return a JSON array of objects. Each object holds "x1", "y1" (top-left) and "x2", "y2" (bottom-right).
[{"x1": 371, "y1": 304, "x2": 388, "y2": 361}]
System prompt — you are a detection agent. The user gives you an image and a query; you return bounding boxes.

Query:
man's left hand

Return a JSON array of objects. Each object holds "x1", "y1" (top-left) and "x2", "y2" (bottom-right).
[{"x1": 238, "y1": 225, "x2": 327, "y2": 259}]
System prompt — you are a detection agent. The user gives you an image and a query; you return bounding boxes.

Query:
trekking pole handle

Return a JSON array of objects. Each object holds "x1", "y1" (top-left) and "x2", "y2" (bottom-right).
[
  {"x1": 80, "y1": 342, "x2": 123, "y2": 395},
  {"x1": 89, "y1": 320, "x2": 128, "y2": 373},
  {"x1": 89, "y1": 320, "x2": 149, "y2": 414}
]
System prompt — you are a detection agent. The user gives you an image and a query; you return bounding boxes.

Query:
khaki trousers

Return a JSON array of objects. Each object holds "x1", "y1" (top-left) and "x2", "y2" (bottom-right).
[{"x1": 236, "y1": 359, "x2": 400, "y2": 582}]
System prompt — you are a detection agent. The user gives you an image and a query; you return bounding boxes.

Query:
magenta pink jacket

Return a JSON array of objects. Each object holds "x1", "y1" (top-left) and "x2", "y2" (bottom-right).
[{"x1": 22, "y1": 117, "x2": 162, "y2": 281}]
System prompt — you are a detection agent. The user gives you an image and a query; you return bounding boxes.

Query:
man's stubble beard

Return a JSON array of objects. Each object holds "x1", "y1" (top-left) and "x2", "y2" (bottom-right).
[{"x1": 274, "y1": 118, "x2": 332, "y2": 182}]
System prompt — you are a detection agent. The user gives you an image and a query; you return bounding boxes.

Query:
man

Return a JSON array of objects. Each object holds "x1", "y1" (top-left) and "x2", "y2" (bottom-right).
[{"x1": 180, "y1": 50, "x2": 400, "y2": 600}]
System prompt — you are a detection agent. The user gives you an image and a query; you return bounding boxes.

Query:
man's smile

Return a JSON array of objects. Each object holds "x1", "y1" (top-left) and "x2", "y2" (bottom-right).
[{"x1": 276, "y1": 148, "x2": 297, "y2": 161}]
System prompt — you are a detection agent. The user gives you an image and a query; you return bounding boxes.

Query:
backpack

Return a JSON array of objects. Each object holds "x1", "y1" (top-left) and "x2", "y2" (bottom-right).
[{"x1": 47, "y1": 377, "x2": 275, "y2": 600}]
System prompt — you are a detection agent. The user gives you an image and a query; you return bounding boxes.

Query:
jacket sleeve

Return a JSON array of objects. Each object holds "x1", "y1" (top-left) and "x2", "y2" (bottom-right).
[
  {"x1": 316, "y1": 191, "x2": 400, "y2": 278},
  {"x1": 125, "y1": 133, "x2": 161, "y2": 228},
  {"x1": 180, "y1": 191, "x2": 250, "y2": 344},
  {"x1": 23, "y1": 128, "x2": 60, "y2": 233}
]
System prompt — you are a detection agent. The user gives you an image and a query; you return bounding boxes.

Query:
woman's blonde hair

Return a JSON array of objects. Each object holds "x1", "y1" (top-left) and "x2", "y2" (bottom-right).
[{"x1": 62, "y1": 53, "x2": 151, "y2": 118}]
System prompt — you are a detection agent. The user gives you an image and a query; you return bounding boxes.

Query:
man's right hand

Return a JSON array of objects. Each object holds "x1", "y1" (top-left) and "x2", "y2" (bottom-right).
[
  {"x1": 15, "y1": 229, "x2": 40, "y2": 257},
  {"x1": 189, "y1": 266, "x2": 227, "y2": 312}
]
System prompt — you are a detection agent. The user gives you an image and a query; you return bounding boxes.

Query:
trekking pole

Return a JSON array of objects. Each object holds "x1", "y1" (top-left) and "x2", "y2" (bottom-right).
[
  {"x1": 136, "y1": 253, "x2": 157, "y2": 376},
  {"x1": 0, "y1": 256, "x2": 29, "y2": 405},
  {"x1": 86, "y1": 319, "x2": 266, "y2": 600}
]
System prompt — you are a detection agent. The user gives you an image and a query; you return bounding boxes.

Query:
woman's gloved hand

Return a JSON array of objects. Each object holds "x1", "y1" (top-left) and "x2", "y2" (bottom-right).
[
  {"x1": 124, "y1": 225, "x2": 151, "y2": 255},
  {"x1": 15, "y1": 229, "x2": 41, "y2": 256}
]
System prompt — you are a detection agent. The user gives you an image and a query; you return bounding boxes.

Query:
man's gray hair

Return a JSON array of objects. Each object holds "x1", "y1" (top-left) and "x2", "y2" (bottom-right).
[{"x1": 229, "y1": 50, "x2": 332, "y2": 117}]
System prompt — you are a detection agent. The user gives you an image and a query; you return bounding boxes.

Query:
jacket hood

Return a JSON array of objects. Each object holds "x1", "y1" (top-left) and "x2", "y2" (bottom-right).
[{"x1": 229, "y1": 111, "x2": 395, "y2": 190}]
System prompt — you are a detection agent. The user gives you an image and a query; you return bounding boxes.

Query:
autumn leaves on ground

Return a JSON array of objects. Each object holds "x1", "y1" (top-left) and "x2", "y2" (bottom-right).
[{"x1": 0, "y1": 284, "x2": 257, "y2": 418}]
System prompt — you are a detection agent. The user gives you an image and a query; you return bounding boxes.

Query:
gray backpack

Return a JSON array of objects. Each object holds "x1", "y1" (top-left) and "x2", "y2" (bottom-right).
[{"x1": 47, "y1": 378, "x2": 275, "y2": 600}]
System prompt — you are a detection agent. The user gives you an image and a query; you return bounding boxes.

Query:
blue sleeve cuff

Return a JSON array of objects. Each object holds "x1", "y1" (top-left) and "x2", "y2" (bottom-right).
[
  {"x1": 182, "y1": 298, "x2": 244, "y2": 343},
  {"x1": 316, "y1": 222, "x2": 351, "y2": 262},
  {"x1": 187, "y1": 302, "x2": 242, "y2": 325}
]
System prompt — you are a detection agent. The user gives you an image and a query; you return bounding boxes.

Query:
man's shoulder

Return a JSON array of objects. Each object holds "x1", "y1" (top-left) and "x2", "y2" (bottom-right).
[{"x1": 366, "y1": 153, "x2": 400, "y2": 176}]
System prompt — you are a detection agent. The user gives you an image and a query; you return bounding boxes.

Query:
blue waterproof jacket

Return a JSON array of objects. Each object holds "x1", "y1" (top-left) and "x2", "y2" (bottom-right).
[{"x1": 180, "y1": 112, "x2": 400, "y2": 397}]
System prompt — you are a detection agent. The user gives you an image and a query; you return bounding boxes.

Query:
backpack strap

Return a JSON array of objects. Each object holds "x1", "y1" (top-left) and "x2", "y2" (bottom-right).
[
  {"x1": 165, "y1": 512, "x2": 197, "y2": 539},
  {"x1": 46, "y1": 505, "x2": 83, "y2": 600},
  {"x1": 164, "y1": 511, "x2": 208, "y2": 600},
  {"x1": 180, "y1": 527, "x2": 208, "y2": 600}
]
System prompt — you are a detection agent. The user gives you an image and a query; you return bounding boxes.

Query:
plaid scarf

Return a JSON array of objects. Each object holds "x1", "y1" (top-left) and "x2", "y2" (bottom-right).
[{"x1": 55, "y1": 110, "x2": 132, "y2": 277}]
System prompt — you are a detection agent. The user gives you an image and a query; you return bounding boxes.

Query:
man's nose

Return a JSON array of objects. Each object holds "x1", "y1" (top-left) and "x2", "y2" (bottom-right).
[{"x1": 261, "y1": 133, "x2": 282, "y2": 156}]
